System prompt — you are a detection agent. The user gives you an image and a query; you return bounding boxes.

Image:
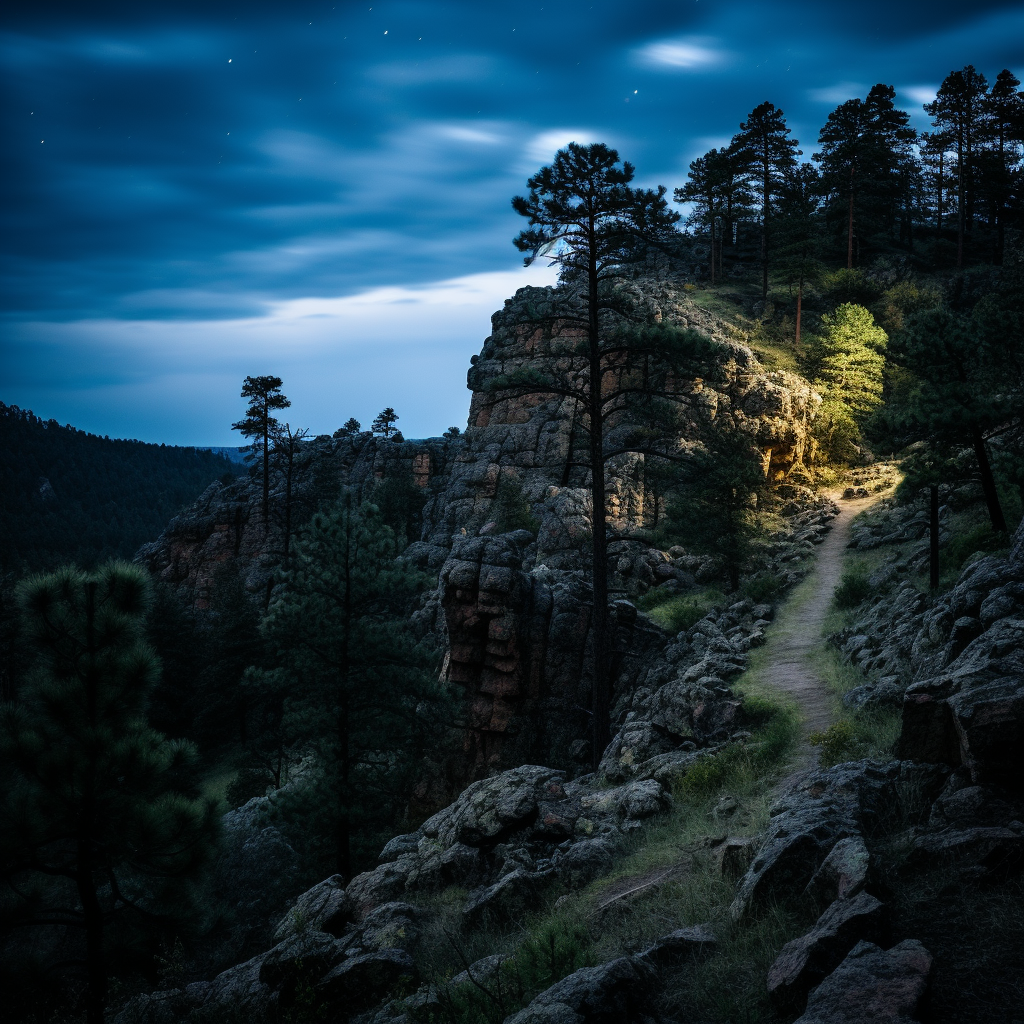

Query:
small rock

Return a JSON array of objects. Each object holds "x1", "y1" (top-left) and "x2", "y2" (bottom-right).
[
  {"x1": 462, "y1": 868, "x2": 541, "y2": 926},
  {"x1": 637, "y1": 925, "x2": 716, "y2": 966}
]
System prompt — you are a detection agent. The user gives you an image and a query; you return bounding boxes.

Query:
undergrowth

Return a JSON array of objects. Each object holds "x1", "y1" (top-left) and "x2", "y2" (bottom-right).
[{"x1": 636, "y1": 587, "x2": 727, "y2": 634}]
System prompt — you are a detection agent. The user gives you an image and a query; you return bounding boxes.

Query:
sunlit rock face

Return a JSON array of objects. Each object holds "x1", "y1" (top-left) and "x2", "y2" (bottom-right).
[{"x1": 137, "y1": 278, "x2": 822, "y2": 788}]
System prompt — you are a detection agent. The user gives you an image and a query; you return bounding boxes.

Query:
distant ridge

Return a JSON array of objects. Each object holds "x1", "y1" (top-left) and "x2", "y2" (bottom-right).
[{"x1": 201, "y1": 445, "x2": 249, "y2": 464}]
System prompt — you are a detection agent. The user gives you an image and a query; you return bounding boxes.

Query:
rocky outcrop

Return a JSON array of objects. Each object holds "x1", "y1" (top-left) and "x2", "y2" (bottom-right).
[
  {"x1": 730, "y1": 760, "x2": 948, "y2": 921},
  {"x1": 792, "y1": 940, "x2": 932, "y2": 1024}
]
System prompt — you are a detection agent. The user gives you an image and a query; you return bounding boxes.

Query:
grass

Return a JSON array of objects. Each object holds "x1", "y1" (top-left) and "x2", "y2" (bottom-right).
[
  {"x1": 636, "y1": 587, "x2": 728, "y2": 634},
  {"x1": 406, "y1": 681, "x2": 804, "y2": 1024}
]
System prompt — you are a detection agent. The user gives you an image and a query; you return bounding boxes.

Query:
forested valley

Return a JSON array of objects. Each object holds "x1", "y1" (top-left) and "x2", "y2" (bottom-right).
[{"x1": 3, "y1": 63, "x2": 1024, "y2": 1024}]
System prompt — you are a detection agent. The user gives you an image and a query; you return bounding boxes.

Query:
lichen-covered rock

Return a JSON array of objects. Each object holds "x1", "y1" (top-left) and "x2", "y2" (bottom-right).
[
  {"x1": 273, "y1": 874, "x2": 350, "y2": 942},
  {"x1": 554, "y1": 838, "x2": 614, "y2": 888},
  {"x1": 792, "y1": 939, "x2": 932, "y2": 1024},
  {"x1": 731, "y1": 761, "x2": 947, "y2": 920},
  {"x1": 421, "y1": 765, "x2": 567, "y2": 848},
  {"x1": 804, "y1": 836, "x2": 871, "y2": 907}
]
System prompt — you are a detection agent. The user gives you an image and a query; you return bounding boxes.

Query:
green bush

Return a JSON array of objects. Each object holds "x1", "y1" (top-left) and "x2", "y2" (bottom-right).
[
  {"x1": 834, "y1": 564, "x2": 872, "y2": 609},
  {"x1": 491, "y1": 477, "x2": 539, "y2": 536},
  {"x1": 809, "y1": 721, "x2": 860, "y2": 767},
  {"x1": 637, "y1": 590, "x2": 725, "y2": 634},
  {"x1": 820, "y1": 268, "x2": 882, "y2": 307},
  {"x1": 741, "y1": 570, "x2": 787, "y2": 604}
]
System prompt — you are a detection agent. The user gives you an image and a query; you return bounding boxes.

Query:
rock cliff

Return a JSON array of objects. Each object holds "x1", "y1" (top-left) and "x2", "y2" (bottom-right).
[{"x1": 138, "y1": 280, "x2": 821, "y2": 786}]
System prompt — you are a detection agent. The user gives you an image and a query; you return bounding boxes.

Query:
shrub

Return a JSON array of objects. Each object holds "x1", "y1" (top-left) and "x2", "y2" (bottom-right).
[
  {"x1": 637, "y1": 589, "x2": 725, "y2": 634},
  {"x1": 809, "y1": 721, "x2": 860, "y2": 767},
  {"x1": 834, "y1": 564, "x2": 872, "y2": 609},
  {"x1": 741, "y1": 570, "x2": 787, "y2": 604}
]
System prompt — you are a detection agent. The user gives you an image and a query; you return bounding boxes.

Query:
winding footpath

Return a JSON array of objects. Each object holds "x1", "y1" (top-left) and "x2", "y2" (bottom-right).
[{"x1": 758, "y1": 492, "x2": 881, "y2": 753}]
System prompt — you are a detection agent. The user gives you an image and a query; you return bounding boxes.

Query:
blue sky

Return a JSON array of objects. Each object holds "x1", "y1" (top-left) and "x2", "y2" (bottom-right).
[{"x1": 2, "y1": 0, "x2": 1022, "y2": 444}]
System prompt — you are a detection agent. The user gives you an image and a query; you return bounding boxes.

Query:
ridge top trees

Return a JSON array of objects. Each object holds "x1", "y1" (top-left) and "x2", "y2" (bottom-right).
[
  {"x1": 232, "y1": 375, "x2": 291, "y2": 517},
  {"x1": 731, "y1": 101, "x2": 802, "y2": 297}
]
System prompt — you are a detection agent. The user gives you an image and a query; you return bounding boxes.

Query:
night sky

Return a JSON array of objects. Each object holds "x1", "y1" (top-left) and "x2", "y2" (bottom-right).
[{"x1": 3, "y1": 1, "x2": 1022, "y2": 444}]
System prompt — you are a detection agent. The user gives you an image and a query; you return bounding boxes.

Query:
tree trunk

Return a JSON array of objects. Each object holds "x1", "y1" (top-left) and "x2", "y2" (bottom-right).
[
  {"x1": 77, "y1": 848, "x2": 107, "y2": 1024},
  {"x1": 709, "y1": 214, "x2": 716, "y2": 286},
  {"x1": 847, "y1": 164, "x2": 855, "y2": 269},
  {"x1": 956, "y1": 136, "x2": 965, "y2": 269},
  {"x1": 971, "y1": 426, "x2": 1007, "y2": 533},
  {"x1": 761, "y1": 146, "x2": 769, "y2": 299},
  {"x1": 937, "y1": 151, "x2": 944, "y2": 232},
  {"x1": 80, "y1": 585, "x2": 106, "y2": 1024},
  {"x1": 262, "y1": 403, "x2": 270, "y2": 519},
  {"x1": 587, "y1": 244, "x2": 610, "y2": 770},
  {"x1": 795, "y1": 275, "x2": 803, "y2": 349},
  {"x1": 930, "y1": 484, "x2": 940, "y2": 590}
]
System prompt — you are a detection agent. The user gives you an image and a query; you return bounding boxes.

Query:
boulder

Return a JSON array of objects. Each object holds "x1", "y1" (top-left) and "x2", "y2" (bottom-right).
[
  {"x1": 555, "y1": 839, "x2": 615, "y2": 889},
  {"x1": 421, "y1": 766, "x2": 566, "y2": 848},
  {"x1": 504, "y1": 957, "x2": 655, "y2": 1024},
  {"x1": 767, "y1": 893, "x2": 885, "y2": 1011},
  {"x1": 792, "y1": 940, "x2": 932, "y2": 1024},
  {"x1": 259, "y1": 931, "x2": 352, "y2": 1004},
  {"x1": 904, "y1": 825, "x2": 1024, "y2": 877},
  {"x1": 804, "y1": 836, "x2": 870, "y2": 907},
  {"x1": 462, "y1": 868, "x2": 543, "y2": 926},
  {"x1": 360, "y1": 902, "x2": 423, "y2": 951},
  {"x1": 317, "y1": 949, "x2": 419, "y2": 1017},
  {"x1": 273, "y1": 874, "x2": 350, "y2": 942},
  {"x1": 731, "y1": 761, "x2": 948, "y2": 920}
]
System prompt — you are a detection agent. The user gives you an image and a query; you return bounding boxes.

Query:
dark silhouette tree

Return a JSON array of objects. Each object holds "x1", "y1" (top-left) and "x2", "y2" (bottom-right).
[
  {"x1": 0, "y1": 564, "x2": 217, "y2": 1024},
  {"x1": 815, "y1": 85, "x2": 917, "y2": 267},
  {"x1": 487, "y1": 143, "x2": 729, "y2": 767},
  {"x1": 334, "y1": 417, "x2": 362, "y2": 437},
  {"x1": 774, "y1": 162, "x2": 826, "y2": 347},
  {"x1": 666, "y1": 425, "x2": 770, "y2": 592},
  {"x1": 731, "y1": 102, "x2": 802, "y2": 297},
  {"x1": 270, "y1": 423, "x2": 310, "y2": 570},
  {"x1": 888, "y1": 307, "x2": 1012, "y2": 533},
  {"x1": 984, "y1": 70, "x2": 1024, "y2": 262},
  {"x1": 232, "y1": 376, "x2": 291, "y2": 517},
  {"x1": 675, "y1": 147, "x2": 731, "y2": 284},
  {"x1": 371, "y1": 408, "x2": 399, "y2": 439},
  {"x1": 253, "y1": 494, "x2": 442, "y2": 877},
  {"x1": 926, "y1": 67, "x2": 990, "y2": 267}
]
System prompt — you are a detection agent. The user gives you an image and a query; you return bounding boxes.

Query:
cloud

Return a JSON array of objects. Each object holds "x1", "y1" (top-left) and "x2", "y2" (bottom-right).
[
  {"x1": 900, "y1": 84, "x2": 937, "y2": 106},
  {"x1": 366, "y1": 55, "x2": 496, "y2": 85},
  {"x1": 3, "y1": 265, "x2": 559, "y2": 444},
  {"x1": 636, "y1": 38, "x2": 729, "y2": 70},
  {"x1": 807, "y1": 81, "x2": 865, "y2": 104},
  {"x1": 523, "y1": 129, "x2": 602, "y2": 167}
]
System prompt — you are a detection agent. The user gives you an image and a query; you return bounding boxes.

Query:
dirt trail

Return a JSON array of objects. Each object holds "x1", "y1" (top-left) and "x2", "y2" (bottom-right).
[{"x1": 758, "y1": 492, "x2": 878, "y2": 752}]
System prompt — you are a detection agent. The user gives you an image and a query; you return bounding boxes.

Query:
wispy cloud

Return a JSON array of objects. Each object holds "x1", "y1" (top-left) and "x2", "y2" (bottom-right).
[
  {"x1": 807, "y1": 81, "x2": 865, "y2": 104},
  {"x1": 636, "y1": 37, "x2": 729, "y2": 71},
  {"x1": 900, "y1": 84, "x2": 937, "y2": 106}
]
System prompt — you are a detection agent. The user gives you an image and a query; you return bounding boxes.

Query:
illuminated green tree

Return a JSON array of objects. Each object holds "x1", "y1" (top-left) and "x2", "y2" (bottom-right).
[{"x1": 815, "y1": 303, "x2": 887, "y2": 422}]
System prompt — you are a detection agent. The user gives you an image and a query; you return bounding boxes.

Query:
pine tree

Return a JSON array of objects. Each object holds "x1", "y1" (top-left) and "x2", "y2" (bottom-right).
[
  {"x1": 334, "y1": 417, "x2": 362, "y2": 437},
  {"x1": 984, "y1": 70, "x2": 1024, "y2": 262},
  {"x1": 815, "y1": 85, "x2": 917, "y2": 266},
  {"x1": 498, "y1": 142, "x2": 692, "y2": 766},
  {"x1": 731, "y1": 102, "x2": 802, "y2": 297},
  {"x1": 232, "y1": 376, "x2": 291, "y2": 517},
  {"x1": 925, "y1": 67, "x2": 990, "y2": 267},
  {"x1": 667, "y1": 425, "x2": 769, "y2": 592},
  {"x1": 0, "y1": 564, "x2": 217, "y2": 1024},
  {"x1": 888, "y1": 306, "x2": 1013, "y2": 533},
  {"x1": 815, "y1": 303, "x2": 888, "y2": 422},
  {"x1": 371, "y1": 408, "x2": 399, "y2": 439},
  {"x1": 675, "y1": 148, "x2": 731, "y2": 284},
  {"x1": 254, "y1": 494, "x2": 443, "y2": 877}
]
